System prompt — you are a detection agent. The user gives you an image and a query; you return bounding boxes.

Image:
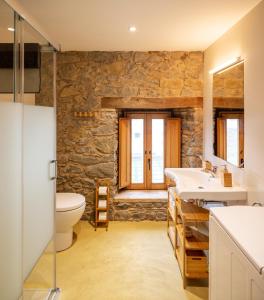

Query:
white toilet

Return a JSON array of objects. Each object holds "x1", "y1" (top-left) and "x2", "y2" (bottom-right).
[{"x1": 56, "y1": 193, "x2": 86, "y2": 251}]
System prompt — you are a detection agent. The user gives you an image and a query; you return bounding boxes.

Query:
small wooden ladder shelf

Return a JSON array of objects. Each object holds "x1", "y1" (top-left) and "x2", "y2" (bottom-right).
[
  {"x1": 95, "y1": 179, "x2": 110, "y2": 231},
  {"x1": 167, "y1": 186, "x2": 209, "y2": 288}
]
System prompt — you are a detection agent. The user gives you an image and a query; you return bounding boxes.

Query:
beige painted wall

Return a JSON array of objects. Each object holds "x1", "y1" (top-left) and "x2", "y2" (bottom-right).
[{"x1": 204, "y1": 0, "x2": 264, "y2": 205}]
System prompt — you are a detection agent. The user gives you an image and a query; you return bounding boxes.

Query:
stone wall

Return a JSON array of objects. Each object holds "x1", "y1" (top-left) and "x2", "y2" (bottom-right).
[
  {"x1": 112, "y1": 200, "x2": 167, "y2": 221},
  {"x1": 56, "y1": 51, "x2": 204, "y2": 221},
  {"x1": 173, "y1": 108, "x2": 203, "y2": 167},
  {"x1": 35, "y1": 52, "x2": 54, "y2": 107},
  {"x1": 213, "y1": 63, "x2": 244, "y2": 98}
]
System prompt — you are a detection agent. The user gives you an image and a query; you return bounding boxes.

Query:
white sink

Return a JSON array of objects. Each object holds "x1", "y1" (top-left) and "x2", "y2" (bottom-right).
[{"x1": 165, "y1": 168, "x2": 247, "y2": 201}]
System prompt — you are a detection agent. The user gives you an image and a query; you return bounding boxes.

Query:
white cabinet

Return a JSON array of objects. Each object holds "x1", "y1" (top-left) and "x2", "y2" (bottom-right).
[{"x1": 209, "y1": 214, "x2": 264, "y2": 300}]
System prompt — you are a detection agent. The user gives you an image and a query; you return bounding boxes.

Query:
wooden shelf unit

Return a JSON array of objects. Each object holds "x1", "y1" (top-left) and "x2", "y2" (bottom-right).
[
  {"x1": 167, "y1": 187, "x2": 209, "y2": 288},
  {"x1": 95, "y1": 179, "x2": 110, "y2": 231}
]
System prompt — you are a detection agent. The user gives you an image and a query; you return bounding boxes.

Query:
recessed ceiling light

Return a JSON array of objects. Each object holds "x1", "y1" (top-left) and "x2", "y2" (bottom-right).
[
  {"x1": 8, "y1": 27, "x2": 15, "y2": 32},
  {"x1": 129, "y1": 26, "x2": 137, "y2": 32}
]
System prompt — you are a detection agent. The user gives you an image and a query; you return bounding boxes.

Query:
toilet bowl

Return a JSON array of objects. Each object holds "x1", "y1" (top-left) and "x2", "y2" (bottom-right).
[{"x1": 56, "y1": 193, "x2": 86, "y2": 251}]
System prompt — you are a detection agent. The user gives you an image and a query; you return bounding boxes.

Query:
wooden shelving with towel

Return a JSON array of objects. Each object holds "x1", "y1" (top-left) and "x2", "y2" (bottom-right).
[
  {"x1": 167, "y1": 187, "x2": 209, "y2": 288},
  {"x1": 95, "y1": 179, "x2": 110, "y2": 231}
]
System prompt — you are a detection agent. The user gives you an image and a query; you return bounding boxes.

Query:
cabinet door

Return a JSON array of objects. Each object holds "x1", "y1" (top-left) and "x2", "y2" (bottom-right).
[
  {"x1": 119, "y1": 118, "x2": 131, "y2": 189},
  {"x1": 230, "y1": 251, "x2": 248, "y2": 300},
  {"x1": 210, "y1": 216, "x2": 264, "y2": 300},
  {"x1": 209, "y1": 216, "x2": 232, "y2": 300},
  {"x1": 250, "y1": 280, "x2": 264, "y2": 300}
]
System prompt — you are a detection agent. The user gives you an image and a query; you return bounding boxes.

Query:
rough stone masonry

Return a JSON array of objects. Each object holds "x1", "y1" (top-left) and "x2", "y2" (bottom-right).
[{"x1": 55, "y1": 51, "x2": 204, "y2": 221}]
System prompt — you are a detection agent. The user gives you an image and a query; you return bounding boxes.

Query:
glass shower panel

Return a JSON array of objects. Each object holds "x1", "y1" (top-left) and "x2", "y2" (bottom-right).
[
  {"x1": 0, "y1": 102, "x2": 23, "y2": 300},
  {"x1": 23, "y1": 105, "x2": 56, "y2": 275},
  {"x1": 22, "y1": 20, "x2": 52, "y2": 106},
  {"x1": 0, "y1": 2, "x2": 57, "y2": 299},
  {"x1": 22, "y1": 20, "x2": 56, "y2": 298},
  {"x1": 0, "y1": 0, "x2": 15, "y2": 101},
  {"x1": 0, "y1": 3, "x2": 23, "y2": 299}
]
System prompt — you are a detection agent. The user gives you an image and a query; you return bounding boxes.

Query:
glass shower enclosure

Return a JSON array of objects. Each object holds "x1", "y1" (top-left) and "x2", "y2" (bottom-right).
[{"x1": 0, "y1": 1, "x2": 58, "y2": 299}]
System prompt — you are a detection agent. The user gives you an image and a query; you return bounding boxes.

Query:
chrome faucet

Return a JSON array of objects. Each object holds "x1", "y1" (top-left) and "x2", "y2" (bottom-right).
[{"x1": 209, "y1": 166, "x2": 218, "y2": 178}]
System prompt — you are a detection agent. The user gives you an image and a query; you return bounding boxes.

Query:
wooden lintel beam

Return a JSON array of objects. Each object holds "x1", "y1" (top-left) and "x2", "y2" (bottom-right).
[
  {"x1": 213, "y1": 97, "x2": 244, "y2": 109},
  {"x1": 101, "y1": 97, "x2": 203, "y2": 109}
]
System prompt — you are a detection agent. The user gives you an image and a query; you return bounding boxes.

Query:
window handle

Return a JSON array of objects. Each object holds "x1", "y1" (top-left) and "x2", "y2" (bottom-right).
[{"x1": 148, "y1": 158, "x2": 151, "y2": 171}]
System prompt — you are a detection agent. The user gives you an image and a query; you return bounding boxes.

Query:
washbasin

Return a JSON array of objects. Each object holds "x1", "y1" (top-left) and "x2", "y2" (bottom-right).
[{"x1": 165, "y1": 168, "x2": 247, "y2": 202}]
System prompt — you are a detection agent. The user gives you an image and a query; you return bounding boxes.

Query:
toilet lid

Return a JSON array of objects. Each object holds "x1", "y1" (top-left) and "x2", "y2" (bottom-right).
[{"x1": 56, "y1": 193, "x2": 86, "y2": 212}]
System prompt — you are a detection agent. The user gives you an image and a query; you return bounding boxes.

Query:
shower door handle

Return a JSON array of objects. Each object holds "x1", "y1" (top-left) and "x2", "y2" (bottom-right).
[
  {"x1": 148, "y1": 158, "x2": 151, "y2": 171},
  {"x1": 50, "y1": 159, "x2": 57, "y2": 180}
]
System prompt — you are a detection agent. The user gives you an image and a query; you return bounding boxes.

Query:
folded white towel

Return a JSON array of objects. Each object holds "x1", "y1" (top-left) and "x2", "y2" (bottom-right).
[
  {"x1": 98, "y1": 211, "x2": 107, "y2": 221},
  {"x1": 98, "y1": 200, "x2": 107, "y2": 208},
  {"x1": 98, "y1": 186, "x2": 108, "y2": 195}
]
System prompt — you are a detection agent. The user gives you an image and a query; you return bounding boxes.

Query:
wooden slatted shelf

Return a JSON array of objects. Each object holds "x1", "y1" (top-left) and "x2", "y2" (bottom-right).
[
  {"x1": 96, "y1": 207, "x2": 107, "y2": 211},
  {"x1": 168, "y1": 226, "x2": 176, "y2": 248},
  {"x1": 168, "y1": 206, "x2": 176, "y2": 222},
  {"x1": 175, "y1": 199, "x2": 209, "y2": 222},
  {"x1": 176, "y1": 224, "x2": 209, "y2": 250},
  {"x1": 95, "y1": 179, "x2": 110, "y2": 231},
  {"x1": 175, "y1": 248, "x2": 184, "y2": 275},
  {"x1": 185, "y1": 271, "x2": 208, "y2": 279},
  {"x1": 166, "y1": 187, "x2": 209, "y2": 288}
]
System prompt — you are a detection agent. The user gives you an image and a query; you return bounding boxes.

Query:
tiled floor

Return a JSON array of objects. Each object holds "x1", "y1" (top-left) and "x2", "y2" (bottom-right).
[
  {"x1": 57, "y1": 221, "x2": 208, "y2": 300},
  {"x1": 114, "y1": 190, "x2": 168, "y2": 201}
]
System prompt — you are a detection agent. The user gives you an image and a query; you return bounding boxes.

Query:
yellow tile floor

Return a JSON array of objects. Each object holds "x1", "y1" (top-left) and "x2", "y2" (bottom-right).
[{"x1": 57, "y1": 221, "x2": 208, "y2": 300}]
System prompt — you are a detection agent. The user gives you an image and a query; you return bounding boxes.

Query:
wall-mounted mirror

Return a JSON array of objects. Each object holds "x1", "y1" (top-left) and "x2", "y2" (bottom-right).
[{"x1": 213, "y1": 61, "x2": 244, "y2": 167}]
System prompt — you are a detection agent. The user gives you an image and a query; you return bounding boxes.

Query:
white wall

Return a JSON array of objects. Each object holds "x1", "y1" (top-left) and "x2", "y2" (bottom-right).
[{"x1": 204, "y1": 0, "x2": 264, "y2": 205}]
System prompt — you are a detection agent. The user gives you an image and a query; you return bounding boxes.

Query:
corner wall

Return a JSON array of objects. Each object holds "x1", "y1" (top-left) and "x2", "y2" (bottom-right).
[{"x1": 204, "y1": 0, "x2": 264, "y2": 205}]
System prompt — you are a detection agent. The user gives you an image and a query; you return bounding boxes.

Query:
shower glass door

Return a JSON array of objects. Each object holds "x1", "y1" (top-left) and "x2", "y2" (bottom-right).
[
  {"x1": 0, "y1": 2, "x2": 57, "y2": 298},
  {"x1": 22, "y1": 19, "x2": 57, "y2": 299},
  {"x1": 0, "y1": 3, "x2": 22, "y2": 300}
]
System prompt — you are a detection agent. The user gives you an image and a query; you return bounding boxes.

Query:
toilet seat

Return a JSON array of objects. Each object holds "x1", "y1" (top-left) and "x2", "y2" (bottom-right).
[{"x1": 56, "y1": 193, "x2": 86, "y2": 212}]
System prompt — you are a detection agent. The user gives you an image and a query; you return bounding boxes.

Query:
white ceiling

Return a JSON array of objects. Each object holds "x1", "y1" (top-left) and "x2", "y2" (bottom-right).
[{"x1": 17, "y1": 0, "x2": 261, "y2": 51}]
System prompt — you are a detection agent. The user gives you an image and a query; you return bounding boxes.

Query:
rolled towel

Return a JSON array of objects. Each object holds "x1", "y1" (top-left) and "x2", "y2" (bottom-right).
[
  {"x1": 98, "y1": 200, "x2": 107, "y2": 208},
  {"x1": 98, "y1": 211, "x2": 107, "y2": 221},
  {"x1": 98, "y1": 186, "x2": 108, "y2": 195}
]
